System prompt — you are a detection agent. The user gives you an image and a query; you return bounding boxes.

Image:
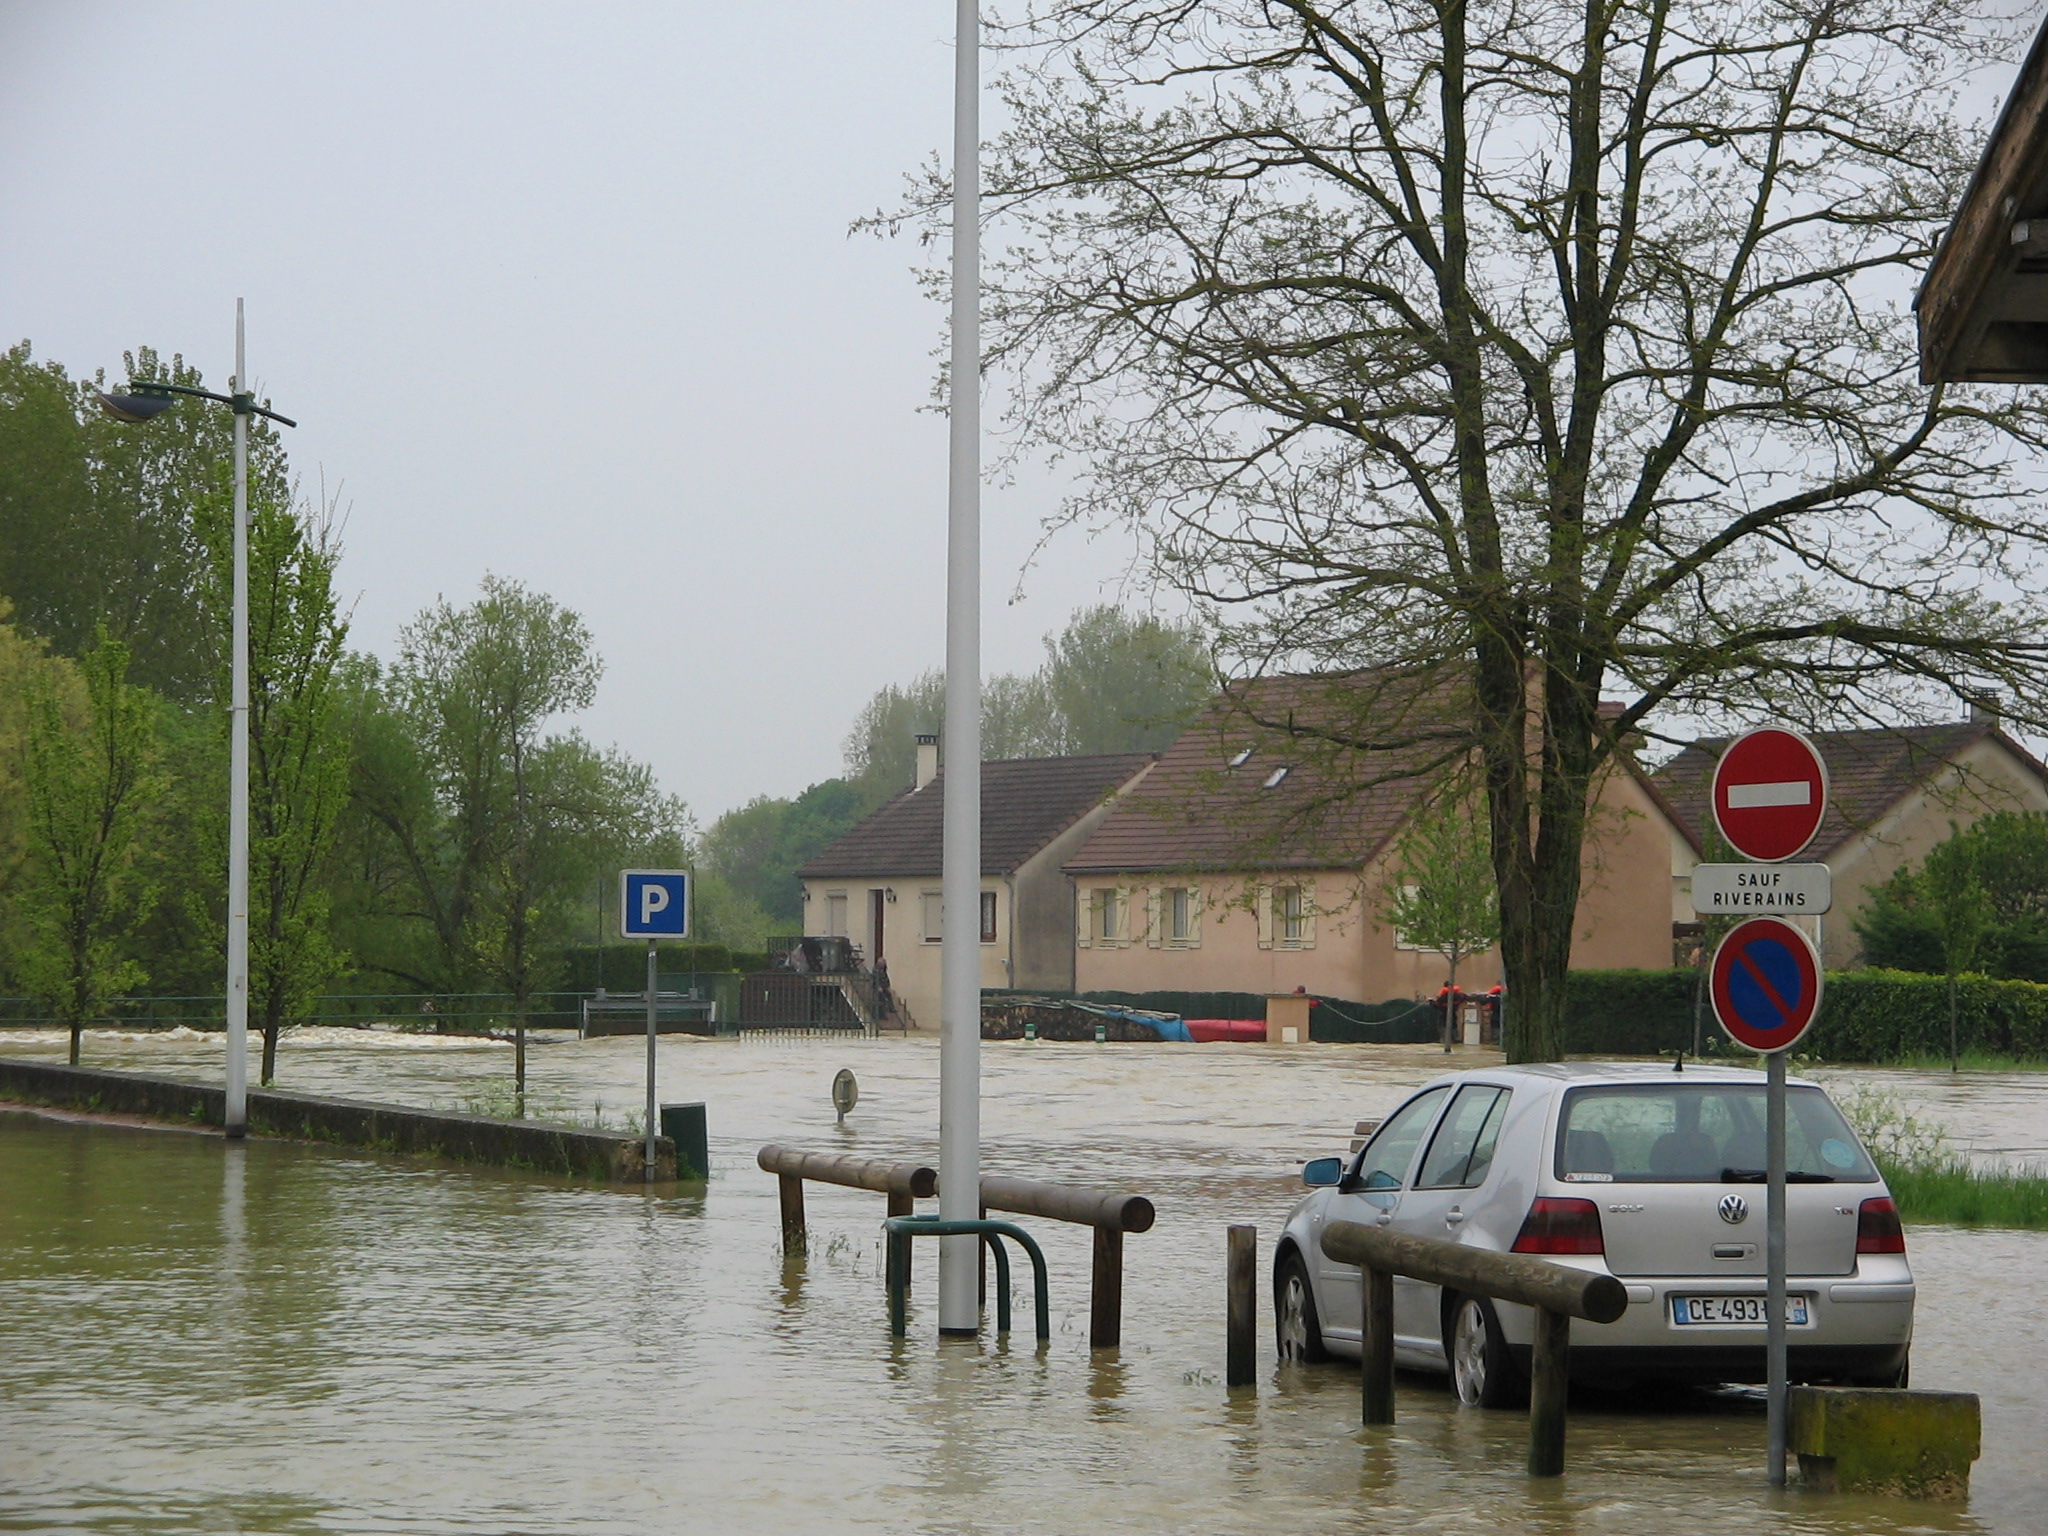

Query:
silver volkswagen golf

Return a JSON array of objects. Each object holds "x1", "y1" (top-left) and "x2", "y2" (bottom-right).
[{"x1": 1273, "y1": 1062, "x2": 1913, "y2": 1404}]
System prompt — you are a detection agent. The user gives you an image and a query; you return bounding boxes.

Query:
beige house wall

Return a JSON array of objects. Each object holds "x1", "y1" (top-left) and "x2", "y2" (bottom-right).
[
  {"x1": 1074, "y1": 763, "x2": 1677, "y2": 1002},
  {"x1": 800, "y1": 873, "x2": 1008, "y2": 1032}
]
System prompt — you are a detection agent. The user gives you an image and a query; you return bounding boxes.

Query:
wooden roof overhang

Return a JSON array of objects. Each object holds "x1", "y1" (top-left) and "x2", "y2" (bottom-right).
[{"x1": 1919, "y1": 20, "x2": 2048, "y2": 383}]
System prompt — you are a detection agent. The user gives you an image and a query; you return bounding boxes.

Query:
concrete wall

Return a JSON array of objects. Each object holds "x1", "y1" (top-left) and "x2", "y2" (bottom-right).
[{"x1": 0, "y1": 1058, "x2": 670, "y2": 1181}]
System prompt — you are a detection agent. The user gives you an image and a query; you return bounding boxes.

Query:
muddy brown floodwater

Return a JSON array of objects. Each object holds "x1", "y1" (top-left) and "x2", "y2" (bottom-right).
[{"x1": 1, "y1": 1030, "x2": 2043, "y2": 1535}]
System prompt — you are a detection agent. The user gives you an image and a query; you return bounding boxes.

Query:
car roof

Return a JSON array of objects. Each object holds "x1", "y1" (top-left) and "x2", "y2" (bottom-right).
[{"x1": 1403, "y1": 1059, "x2": 1824, "y2": 1095}]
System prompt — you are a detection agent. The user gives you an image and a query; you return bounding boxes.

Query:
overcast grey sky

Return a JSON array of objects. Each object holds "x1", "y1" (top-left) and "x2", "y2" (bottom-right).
[{"x1": 0, "y1": 3, "x2": 1149, "y2": 820}]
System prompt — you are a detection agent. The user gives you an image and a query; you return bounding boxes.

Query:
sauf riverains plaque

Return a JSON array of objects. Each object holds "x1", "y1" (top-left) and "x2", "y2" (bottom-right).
[{"x1": 1688, "y1": 862, "x2": 1832, "y2": 915}]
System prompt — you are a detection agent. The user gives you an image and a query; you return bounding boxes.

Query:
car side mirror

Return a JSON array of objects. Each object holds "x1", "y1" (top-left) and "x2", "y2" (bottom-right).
[{"x1": 1302, "y1": 1156, "x2": 1343, "y2": 1187}]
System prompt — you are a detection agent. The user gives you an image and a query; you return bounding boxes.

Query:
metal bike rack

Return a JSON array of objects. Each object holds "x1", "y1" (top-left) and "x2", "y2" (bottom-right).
[{"x1": 885, "y1": 1216, "x2": 1050, "y2": 1344}]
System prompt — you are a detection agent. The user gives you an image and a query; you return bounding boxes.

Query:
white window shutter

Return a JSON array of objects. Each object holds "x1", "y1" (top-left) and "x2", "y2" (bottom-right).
[
  {"x1": 1146, "y1": 887, "x2": 1162, "y2": 948},
  {"x1": 1077, "y1": 889, "x2": 1095, "y2": 949},
  {"x1": 1255, "y1": 884, "x2": 1274, "y2": 950},
  {"x1": 1301, "y1": 887, "x2": 1317, "y2": 949}
]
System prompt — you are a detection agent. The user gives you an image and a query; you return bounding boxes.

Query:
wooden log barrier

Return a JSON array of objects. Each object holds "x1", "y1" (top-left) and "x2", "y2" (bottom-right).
[
  {"x1": 978, "y1": 1174, "x2": 1154, "y2": 1350},
  {"x1": 1321, "y1": 1220, "x2": 1627, "y2": 1475}
]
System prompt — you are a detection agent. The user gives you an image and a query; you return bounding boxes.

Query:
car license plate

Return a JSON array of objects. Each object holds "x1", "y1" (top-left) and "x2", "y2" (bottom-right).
[{"x1": 1670, "y1": 1294, "x2": 1810, "y2": 1327}]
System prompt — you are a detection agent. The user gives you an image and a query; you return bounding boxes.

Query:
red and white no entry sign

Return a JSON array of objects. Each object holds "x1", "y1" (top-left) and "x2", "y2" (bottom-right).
[
  {"x1": 1710, "y1": 916, "x2": 1824, "y2": 1053},
  {"x1": 1711, "y1": 727, "x2": 1828, "y2": 863}
]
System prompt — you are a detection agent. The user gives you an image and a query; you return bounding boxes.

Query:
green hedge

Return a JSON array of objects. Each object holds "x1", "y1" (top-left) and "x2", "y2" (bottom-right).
[
  {"x1": 1562, "y1": 967, "x2": 2048, "y2": 1062},
  {"x1": 980, "y1": 988, "x2": 1439, "y2": 1044}
]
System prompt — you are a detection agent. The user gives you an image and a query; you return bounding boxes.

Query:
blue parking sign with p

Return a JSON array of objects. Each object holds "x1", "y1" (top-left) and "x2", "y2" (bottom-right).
[{"x1": 621, "y1": 870, "x2": 690, "y2": 940}]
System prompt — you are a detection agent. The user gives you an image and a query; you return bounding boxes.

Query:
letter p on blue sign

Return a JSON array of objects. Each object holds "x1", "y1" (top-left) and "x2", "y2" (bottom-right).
[{"x1": 620, "y1": 870, "x2": 690, "y2": 940}]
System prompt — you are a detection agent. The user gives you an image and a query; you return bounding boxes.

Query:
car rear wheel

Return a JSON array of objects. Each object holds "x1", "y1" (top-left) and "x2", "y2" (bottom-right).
[
  {"x1": 1275, "y1": 1252, "x2": 1329, "y2": 1363},
  {"x1": 1449, "y1": 1295, "x2": 1527, "y2": 1409}
]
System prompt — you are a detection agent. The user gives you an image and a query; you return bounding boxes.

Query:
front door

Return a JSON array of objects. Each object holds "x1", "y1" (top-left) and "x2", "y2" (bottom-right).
[{"x1": 869, "y1": 890, "x2": 887, "y2": 965}]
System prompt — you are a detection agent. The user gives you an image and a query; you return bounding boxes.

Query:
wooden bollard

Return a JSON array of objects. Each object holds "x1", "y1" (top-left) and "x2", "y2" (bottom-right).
[
  {"x1": 1091, "y1": 1227, "x2": 1124, "y2": 1349},
  {"x1": 778, "y1": 1172, "x2": 806, "y2": 1241},
  {"x1": 1527, "y1": 1308, "x2": 1570, "y2": 1476},
  {"x1": 1225, "y1": 1225, "x2": 1256, "y2": 1387},
  {"x1": 1360, "y1": 1267, "x2": 1395, "y2": 1425}
]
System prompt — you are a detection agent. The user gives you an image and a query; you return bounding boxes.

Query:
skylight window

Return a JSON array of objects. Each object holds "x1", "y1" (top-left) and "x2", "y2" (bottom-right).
[
  {"x1": 1263, "y1": 765, "x2": 1291, "y2": 788},
  {"x1": 1228, "y1": 747, "x2": 1254, "y2": 768}
]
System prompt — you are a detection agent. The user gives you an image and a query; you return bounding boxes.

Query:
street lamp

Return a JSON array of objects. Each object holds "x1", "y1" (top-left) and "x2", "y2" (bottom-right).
[{"x1": 96, "y1": 300, "x2": 297, "y2": 1138}]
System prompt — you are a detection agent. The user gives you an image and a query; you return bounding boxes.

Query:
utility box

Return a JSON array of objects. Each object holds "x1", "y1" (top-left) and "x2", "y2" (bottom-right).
[
  {"x1": 1265, "y1": 993, "x2": 1312, "y2": 1045},
  {"x1": 1790, "y1": 1387, "x2": 1980, "y2": 1499},
  {"x1": 660, "y1": 1102, "x2": 710, "y2": 1182}
]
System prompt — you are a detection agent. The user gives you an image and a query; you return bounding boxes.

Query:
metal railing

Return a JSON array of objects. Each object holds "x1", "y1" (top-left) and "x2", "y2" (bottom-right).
[
  {"x1": 1319, "y1": 1220, "x2": 1627, "y2": 1476},
  {"x1": 886, "y1": 1217, "x2": 1050, "y2": 1343}
]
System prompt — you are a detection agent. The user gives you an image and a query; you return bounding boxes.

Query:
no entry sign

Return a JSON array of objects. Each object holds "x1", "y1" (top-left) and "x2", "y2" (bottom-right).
[
  {"x1": 1710, "y1": 917, "x2": 1824, "y2": 1053},
  {"x1": 1711, "y1": 728, "x2": 1828, "y2": 863}
]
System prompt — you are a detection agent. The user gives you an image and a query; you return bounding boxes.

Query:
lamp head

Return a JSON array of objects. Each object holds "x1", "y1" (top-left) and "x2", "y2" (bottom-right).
[{"x1": 95, "y1": 387, "x2": 176, "y2": 423}]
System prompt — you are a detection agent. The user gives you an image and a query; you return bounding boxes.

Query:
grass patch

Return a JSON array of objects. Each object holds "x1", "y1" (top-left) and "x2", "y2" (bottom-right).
[
  {"x1": 452, "y1": 1078, "x2": 644, "y2": 1134},
  {"x1": 1880, "y1": 1050, "x2": 2048, "y2": 1073},
  {"x1": 1837, "y1": 1086, "x2": 2048, "y2": 1230}
]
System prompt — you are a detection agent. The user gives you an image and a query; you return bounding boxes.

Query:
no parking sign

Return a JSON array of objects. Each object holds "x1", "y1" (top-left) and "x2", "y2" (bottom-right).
[{"x1": 1709, "y1": 916, "x2": 1823, "y2": 1053}]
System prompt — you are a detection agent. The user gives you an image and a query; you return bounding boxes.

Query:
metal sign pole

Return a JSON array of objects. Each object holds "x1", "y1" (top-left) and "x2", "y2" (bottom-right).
[
  {"x1": 1766, "y1": 1047, "x2": 1788, "y2": 1485},
  {"x1": 645, "y1": 938, "x2": 659, "y2": 1182}
]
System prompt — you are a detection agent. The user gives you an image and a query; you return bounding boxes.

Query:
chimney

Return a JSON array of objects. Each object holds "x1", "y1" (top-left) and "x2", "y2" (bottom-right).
[
  {"x1": 1971, "y1": 694, "x2": 2003, "y2": 728},
  {"x1": 914, "y1": 733, "x2": 940, "y2": 790}
]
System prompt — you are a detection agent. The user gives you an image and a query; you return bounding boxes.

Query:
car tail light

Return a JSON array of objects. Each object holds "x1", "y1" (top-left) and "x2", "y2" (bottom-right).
[
  {"x1": 1856, "y1": 1196, "x2": 1906, "y2": 1255},
  {"x1": 1511, "y1": 1197, "x2": 1605, "y2": 1255}
]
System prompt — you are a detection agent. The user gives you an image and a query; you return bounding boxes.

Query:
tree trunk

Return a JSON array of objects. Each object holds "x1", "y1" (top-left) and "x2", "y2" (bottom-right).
[
  {"x1": 262, "y1": 1022, "x2": 279, "y2": 1086},
  {"x1": 514, "y1": 1010, "x2": 527, "y2": 1111},
  {"x1": 1948, "y1": 973, "x2": 1959, "y2": 1073},
  {"x1": 68, "y1": 1020, "x2": 81, "y2": 1067}
]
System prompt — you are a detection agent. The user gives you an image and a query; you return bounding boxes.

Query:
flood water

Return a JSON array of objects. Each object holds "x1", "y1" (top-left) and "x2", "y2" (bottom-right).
[{"x1": 1, "y1": 1029, "x2": 2044, "y2": 1534}]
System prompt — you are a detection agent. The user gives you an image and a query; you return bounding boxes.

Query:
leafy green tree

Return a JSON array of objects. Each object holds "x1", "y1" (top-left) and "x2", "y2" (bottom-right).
[
  {"x1": 0, "y1": 343, "x2": 289, "y2": 699},
  {"x1": 16, "y1": 630, "x2": 162, "y2": 1064},
  {"x1": 1382, "y1": 793, "x2": 1499, "y2": 1004},
  {"x1": 841, "y1": 605, "x2": 1210, "y2": 805},
  {"x1": 394, "y1": 575, "x2": 601, "y2": 1097},
  {"x1": 889, "y1": 0, "x2": 2048, "y2": 1062},
  {"x1": 1921, "y1": 827, "x2": 1990, "y2": 1073},
  {"x1": 699, "y1": 778, "x2": 869, "y2": 929},
  {"x1": 188, "y1": 493, "x2": 352, "y2": 1085},
  {"x1": 1856, "y1": 813, "x2": 2048, "y2": 984}
]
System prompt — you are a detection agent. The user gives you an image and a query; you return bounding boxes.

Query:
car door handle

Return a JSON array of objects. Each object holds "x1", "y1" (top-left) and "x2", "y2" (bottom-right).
[
  {"x1": 1444, "y1": 1209, "x2": 1467, "y2": 1227},
  {"x1": 1375, "y1": 1212, "x2": 1393, "y2": 1227}
]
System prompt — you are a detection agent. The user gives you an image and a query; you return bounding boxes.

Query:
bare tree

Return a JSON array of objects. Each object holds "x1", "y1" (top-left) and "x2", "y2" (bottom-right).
[{"x1": 880, "y1": 0, "x2": 2048, "y2": 1059}]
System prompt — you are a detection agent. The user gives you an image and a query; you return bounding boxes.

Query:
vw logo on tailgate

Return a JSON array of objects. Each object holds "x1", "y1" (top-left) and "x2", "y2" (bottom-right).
[{"x1": 1717, "y1": 1194, "x2": 1750, "y2": 1225}]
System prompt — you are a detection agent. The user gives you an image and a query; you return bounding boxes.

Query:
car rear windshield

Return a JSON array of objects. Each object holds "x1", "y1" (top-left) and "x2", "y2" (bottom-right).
[{"x1": 1554, "y1": 1083, "x2": 1877, "y2": 1184}]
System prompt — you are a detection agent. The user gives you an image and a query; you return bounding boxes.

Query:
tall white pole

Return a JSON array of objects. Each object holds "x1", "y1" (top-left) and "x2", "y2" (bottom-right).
[
  {"x1": 225, "y1": 300, "x2": 251, "y2": 1136},
  {"x1": 937, "y1": 0, "x2": 983, "y2": 1336}
]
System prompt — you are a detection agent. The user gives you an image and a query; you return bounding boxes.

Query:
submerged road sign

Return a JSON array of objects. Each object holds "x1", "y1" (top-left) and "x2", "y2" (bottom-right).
[
  {"x1": 1710, "y1": 917, "x2": 1824, "y2": 1053},
  {"x1": 1712, "y1": 728, "x2": 1828, "y2": 863},
  {"x1": 1690, "y1": 862, "x2": 1833, "y2": 916},
  {"x1": 621, "y1": 869, "x2": 691, "y2": 940}
]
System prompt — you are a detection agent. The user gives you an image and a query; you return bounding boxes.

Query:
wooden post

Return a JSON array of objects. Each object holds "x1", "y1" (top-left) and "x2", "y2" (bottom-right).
[
  {"x1": 778, "y1": 1172, "x2": 806, "y2": 1243},
  {"x1": 1226, "y1": 1224, "x2": 1256, "y2": 1387},
  {"x1": 1528, "y1": 1307, "x2": 1570, "y2": 1477},
  {"x1": 1090, "y1": 1225, "x2": 1124, "y2": 1348},
  {"x1": 1360, "y1": 1267, "x2": 1395, "y2": 1425}
]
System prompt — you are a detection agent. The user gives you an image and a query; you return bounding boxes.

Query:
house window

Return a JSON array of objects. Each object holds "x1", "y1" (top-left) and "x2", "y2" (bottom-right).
[
  {"x1": 1228, "y1": 746, "x2": 1255, "y2": 768},
  {"x1": 1166, "y1": 886, "x2": 1200, "y2": 945},
  {"x1": 981, "y1": 890, "x2": 998, "y2": 944},
  {"x1": 1092, "y1": 888, "x2": 1126, "y2": 946},
  {"x1": 921, "y1": 890, "x2": 944, "y2": 942},
  {"x1": 1262, "y1": 765, "x2": 1291, "y2": 788},
  {"x1": 824, "y1": 891, "x2": 848, "y2": 937},
  {"x1": 1274, "y1": 884, "x2": 1313, "y2": 948}
]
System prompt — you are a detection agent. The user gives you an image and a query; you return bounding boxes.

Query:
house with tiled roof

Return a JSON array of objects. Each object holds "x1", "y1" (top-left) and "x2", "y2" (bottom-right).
[
  {"x1": 795, "y1": 740, "x2": 1155, "y2": 1029},
  {"x1": 1061, "y1": 673, "x2": 1685, "y2": 1003},
  {"x1": 1655, "y1": 712, "x2": 2048, "y2": 967}
]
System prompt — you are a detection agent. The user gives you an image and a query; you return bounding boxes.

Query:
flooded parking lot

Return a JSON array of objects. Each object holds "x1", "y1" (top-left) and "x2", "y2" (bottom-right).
[{"x1": 2, "y1": 1030, "x2": 2044, "y2": 1534}]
